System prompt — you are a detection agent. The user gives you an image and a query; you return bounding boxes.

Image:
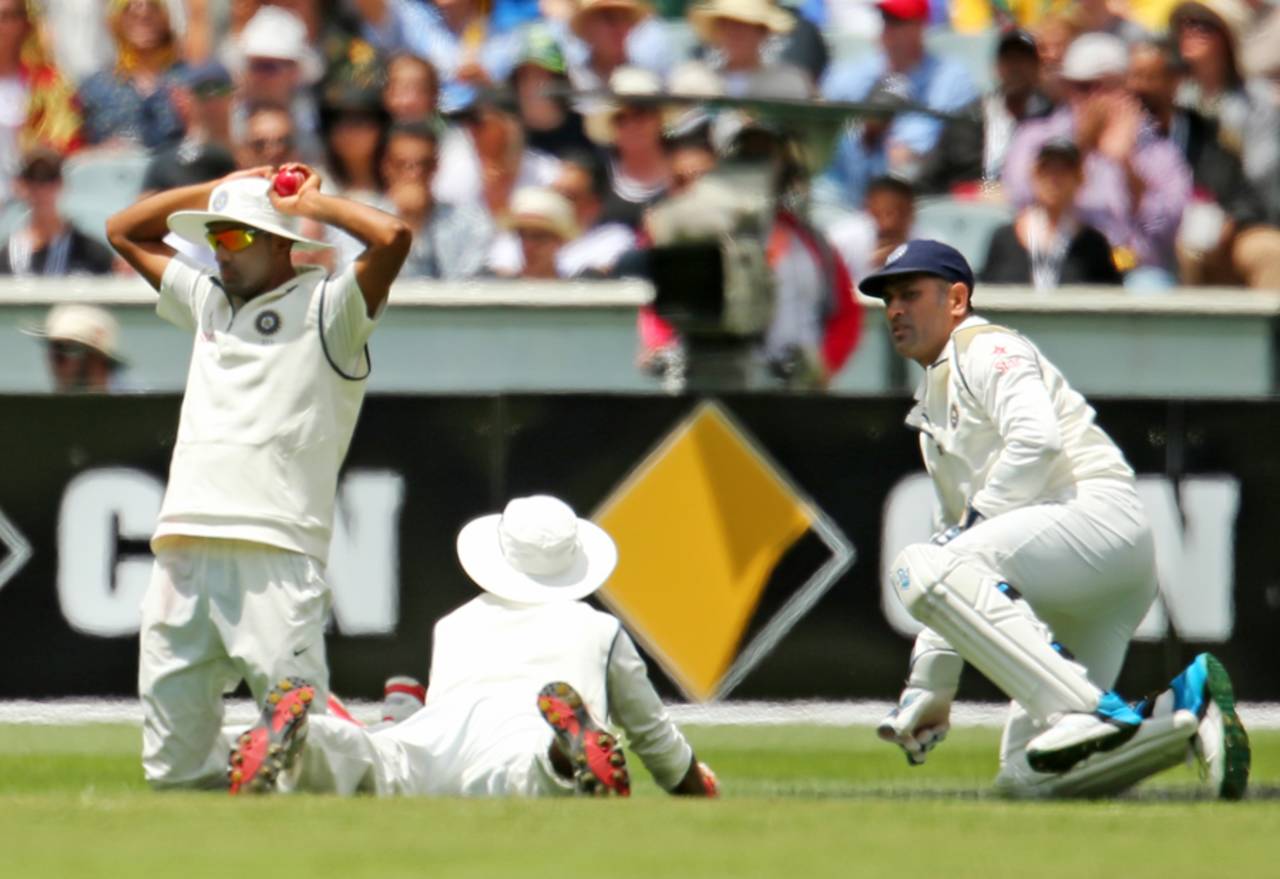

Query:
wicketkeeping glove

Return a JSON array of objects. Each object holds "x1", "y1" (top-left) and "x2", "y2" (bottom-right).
[{"x1": 877, "y1": 686, "x2": 954, "y2": 766}]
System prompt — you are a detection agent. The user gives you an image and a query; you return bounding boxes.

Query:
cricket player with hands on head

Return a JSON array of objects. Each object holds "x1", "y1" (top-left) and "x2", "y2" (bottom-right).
[
  {"x1": 223, "y1": 494, "x2": 719, "y2": 800},
  {"x1": 106, "y1": 162, "x2": 412, "y2": 790},
  {"x1": 860, "y1": 239, "x2": 1250, "y2": 798}
]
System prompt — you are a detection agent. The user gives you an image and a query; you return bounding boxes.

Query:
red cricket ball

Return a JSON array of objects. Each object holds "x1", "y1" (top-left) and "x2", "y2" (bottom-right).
[{"x1": 273, "y1": 168, "x2": 305, "y2": 197}]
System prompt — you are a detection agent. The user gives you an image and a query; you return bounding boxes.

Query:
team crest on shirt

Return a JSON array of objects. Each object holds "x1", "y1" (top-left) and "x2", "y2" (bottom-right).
[
  {"x1": 950, "y1": 403, "x2": 959, "y2": 428},
  {"x1": 255, "y1": 310, "x2": 282, "y2": 336},
  {"x1": 886, "y1": 243, "x2": 908, "y2": 265},
  {"x1": 211, "y1": 191, "x2": 229, "y2": 211}
]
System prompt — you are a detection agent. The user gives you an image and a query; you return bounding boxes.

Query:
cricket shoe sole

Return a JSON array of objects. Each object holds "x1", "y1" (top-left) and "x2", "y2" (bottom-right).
[
  {"x1": 228, "y1": 677, "x2": 315, "y2": 795},
  {"x1": 1172, "y1": 653, "x2": 1250, "y2": 800},
  {"x1": 537, "y1": 681, "x2": 630, "y2": 797}
]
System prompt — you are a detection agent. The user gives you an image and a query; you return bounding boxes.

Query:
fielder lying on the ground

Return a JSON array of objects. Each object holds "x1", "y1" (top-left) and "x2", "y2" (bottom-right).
[
  {"x1": 859, "y1": 239, "x2": 1250, "y2": 799},
  {"x1": 226, "y1": 495, "x2": 717, "y2": 798}
]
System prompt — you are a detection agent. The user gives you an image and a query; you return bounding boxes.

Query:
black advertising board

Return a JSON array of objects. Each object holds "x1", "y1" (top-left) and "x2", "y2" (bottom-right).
[{"x1": 0, "y1": 394, "x2": 1274, "y2": 702}]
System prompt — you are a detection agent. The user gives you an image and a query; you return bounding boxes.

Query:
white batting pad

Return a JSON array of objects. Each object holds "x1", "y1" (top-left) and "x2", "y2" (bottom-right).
[{"x1": 890, "y1": 544, "x2": 1101, "y2": 724}]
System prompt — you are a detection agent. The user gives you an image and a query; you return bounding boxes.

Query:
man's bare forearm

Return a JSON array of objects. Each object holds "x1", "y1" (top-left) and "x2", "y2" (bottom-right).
[
  {"x1": 106, "y1": 179, "x2": 221, "y2": 246},
  {"x1": 290, "y1": 188, "x2": 407, "y2": 250}
]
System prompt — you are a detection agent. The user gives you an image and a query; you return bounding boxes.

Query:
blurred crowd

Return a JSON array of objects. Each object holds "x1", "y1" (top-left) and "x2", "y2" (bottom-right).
[{"x1": 5, "y1": 0, "x2": 1280, "y2": 388}]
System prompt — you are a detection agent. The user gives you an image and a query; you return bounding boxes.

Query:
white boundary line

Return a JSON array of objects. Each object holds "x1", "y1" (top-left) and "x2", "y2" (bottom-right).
[{"x1": 4, "y1": 699, "x2": 1280, "y2": 729}]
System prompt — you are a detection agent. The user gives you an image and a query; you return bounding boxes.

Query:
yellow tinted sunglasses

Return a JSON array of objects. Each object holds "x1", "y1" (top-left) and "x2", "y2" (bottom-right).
[{"x1": 205, "y1": 227, "x2": 259, "y2": 253}]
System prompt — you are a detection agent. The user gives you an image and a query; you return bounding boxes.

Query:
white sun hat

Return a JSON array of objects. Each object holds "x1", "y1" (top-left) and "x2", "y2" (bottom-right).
[
  {"x1": 21, "y1": 304, "x2": 126, "y2": 364},
  {"x1": 167, "y1": 177, "x2": 331, "y2": 251},
  {"x1": 1060, "y1": 32, "x2": 1129, "y2": 82},
  {"x1": 505, "y1": 187, "x2": 580, "y2": 241},
  {"x1": 236, "y1": 6, "x2": 324, "y2": 84},
  {"x1": 456, "y1": 495, "x2": 618, "y2": 604}
]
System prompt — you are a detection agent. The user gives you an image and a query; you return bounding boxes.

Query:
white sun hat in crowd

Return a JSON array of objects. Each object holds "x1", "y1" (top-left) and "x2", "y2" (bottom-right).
[
  {"x1": 456, "y1": 495, "x2": 618, "y2": 604},
  {"x1": 505, "y1": 187, "x2": 580, "y2": 241},
  {"x1": 1060, "y1": 32, "x2": 1129, "y2": 82},
  {"x1": 688, "y1": 0, "x2": 794, "y2": 44},
  {"x1": 21, "y1": 304, "x2": 126, "y2": 364},
  {"x1": 237, "y1": 6, "x2": 324, "y2": 84},
  {"x1": 585, "y1": 65, "x2": 666, "y2": 144},
  {"x1": 167, "y1": 177, "x2": 331, "y2": 251}
]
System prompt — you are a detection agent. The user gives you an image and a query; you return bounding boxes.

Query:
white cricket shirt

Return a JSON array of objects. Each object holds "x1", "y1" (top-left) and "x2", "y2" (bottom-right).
[
  {"x1": 425, "y1": 594, "x2": 696, "y2": 791},
  {"x1": 152, "y1": 255, "x2": 380, "y2": 562},
  {"x1": 908, "y1": 315, "x2": 1136, "y2": 526}
]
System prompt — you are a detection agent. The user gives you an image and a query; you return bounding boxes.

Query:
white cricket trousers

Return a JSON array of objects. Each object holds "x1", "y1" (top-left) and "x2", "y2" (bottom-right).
[
  {"x1": 281, "y1": 694, "x2": 573, "y2": 798},
  {"x1": 138, "y1": 537, "x2": 332, "y2": 789},
  {"x1": 944, "y1": 478, "x2": 1158, "y2": 789}
]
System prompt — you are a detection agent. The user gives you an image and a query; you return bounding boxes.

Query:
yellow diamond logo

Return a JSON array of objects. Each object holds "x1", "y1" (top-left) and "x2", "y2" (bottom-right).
[{"x1": 594, "y1": 401, "x2": 853, "y2": 701}]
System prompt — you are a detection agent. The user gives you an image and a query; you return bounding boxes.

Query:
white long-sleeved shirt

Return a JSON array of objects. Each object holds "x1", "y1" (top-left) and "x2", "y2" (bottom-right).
[
  {"x1": 424, "y1": 594, "x2": 694, "y2": 792},
  {"x1": 907, "y1": 315, "x2": 1135, "y2": 527}
]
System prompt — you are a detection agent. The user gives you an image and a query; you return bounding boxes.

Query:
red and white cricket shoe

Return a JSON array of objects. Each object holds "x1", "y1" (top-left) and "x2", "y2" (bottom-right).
[
  {"x1": 537, "y1": 681, "x2": 630, "y2": 797},
  {"x1": 228, "y1": 677, "x2": 315, "y2": 795}
]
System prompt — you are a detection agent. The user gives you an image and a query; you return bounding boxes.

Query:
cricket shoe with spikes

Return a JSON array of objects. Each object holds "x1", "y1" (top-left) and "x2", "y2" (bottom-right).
[
  {"x1": 537, "y1": 681, "x2": 630, "y2": 797},
  {"x1": 1170, "y1": 653, "x2": 1250, "y2": 800},
  {"x1": 1025, "y1": 691, "x2": 1144, "y2": 774},
  {"x1": 228, "y1": 677, "x2": 315, "y2": 795}
]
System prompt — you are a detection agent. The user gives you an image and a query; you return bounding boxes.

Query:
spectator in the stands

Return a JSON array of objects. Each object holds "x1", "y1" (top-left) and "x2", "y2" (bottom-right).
[
  {"x1": 826, "y1": 174, "x2": 917, "y2": 284},
  {"x1": 383, "y1": 52, "x2": 440, "y2": 123},
  {"x1": 230, "y1": 6, "x2": 325, "y2": 165},
  {"x1": 319, "y1": 79, "x2": 390, "y2": 204},
  {"x1": 586, "y1": 67, "x2": 670, "y2": 228},
  {"x1": 982, "y1": 138, "x2": 1122, "y2": 289},
  {"x1": 916, "y1": 28, "x2": 1056, "y2": 196},
  {"x1": 676, "y1": 0, "x2": 813, "y2": 99},
  {"x1": 353, "y1": 0, "x2": 522, "y2": 114},
  {"x1": 821, "y1": 0, "x2": 977, "y2": 197},
  {"x1": 383, "y1": 119, "x2": 493, "y2": 279},
  {"x1": 815, "y1": 72, "x2": 912, "y2": 210},
  {"x1": 1002, "y1": 32, "x2": 1191, "y2": 287},
  {"x1": 560, "y1": 0, "x2": 653, "y2": 111},
  {"x1": 552, "y1": 149, "x2": 636, "y2": 276},
  {"x1": 78, "y1": 0, "x2": 185, "y2": 150},
  {"x1": 23, "y1": 304, "x2": 126, "y2": 393},
  {"x1": 141, "y1": 61, "x2": 237, "y2": 193},
  {"x1": 235, "y1": 102, "x2": 300, "y2": 169},
  {"x1": 504, "y1": 186, "x2": 578, "y2": 279},
  {"x1": 1033, "y1": 12, "x2": 1080, "y2": 105},
  {"x1": 1169, "y1": 0, "x2": 1279, "y2": 193},
  {"x1": 1127, "y1": 39, "x2": 1280, "y2": 289},
  {"x1": 0, "y1": 150, "x2": 115, "y2": 276},
  {"x1": 510, "y1": 27, "x2": 596, "y2": 158},
  {"x1": 0, "y1": 0, "x2": 83, "y2": 203},
  {"x1": 1071, "y1": 0, "x2": 1149, "y2": 44},
  {"x1": 441, "y1": 96, "x2": 565, "y2": 220}
]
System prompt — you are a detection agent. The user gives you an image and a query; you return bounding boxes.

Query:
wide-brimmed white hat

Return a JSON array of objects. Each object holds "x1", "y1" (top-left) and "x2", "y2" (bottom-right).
[
  {"x1": 21, "y1": 304, "x2": 126, "y2": 364},
  {"x1": 236, "y1": 6, "x2": 324, "y2": 84},
  {"x1": 505, "y1": 187, "x2": 580, "y2": 241},
  {"x1": 168, "y1": 177, "x2": 330, "y2": 251},
  {"x1": 456, "y1": 495, "x2": 618, "y2": 604},
  {"x1": 689, "y1": 0, "x2": 794, "y2": 44}
]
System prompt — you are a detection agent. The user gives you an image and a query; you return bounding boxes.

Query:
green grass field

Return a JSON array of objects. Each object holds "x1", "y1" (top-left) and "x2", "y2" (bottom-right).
[{"x1": 3, "y1": 723, "x2": 1277, "y2": 878}]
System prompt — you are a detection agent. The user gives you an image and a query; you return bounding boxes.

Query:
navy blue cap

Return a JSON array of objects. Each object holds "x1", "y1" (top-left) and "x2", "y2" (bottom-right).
[{"x1": 857, "y1": 239, "x2": 975, "y2": 298}]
